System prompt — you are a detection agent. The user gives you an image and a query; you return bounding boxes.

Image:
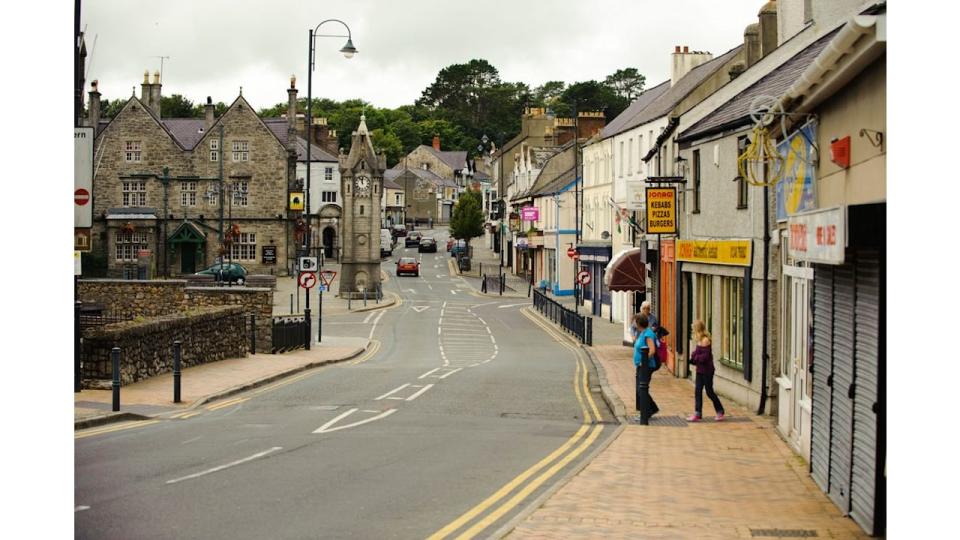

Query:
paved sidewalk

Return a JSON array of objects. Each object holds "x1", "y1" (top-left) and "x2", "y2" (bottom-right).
[
  {"x1": 507, "y1": 315, "x2": 870, "y2": 539},
  {"x1": 75, "y1": 335, "x2": 368, "y2": 429}
]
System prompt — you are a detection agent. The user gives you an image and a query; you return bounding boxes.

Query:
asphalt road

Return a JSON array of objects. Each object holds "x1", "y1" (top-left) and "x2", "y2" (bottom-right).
[{"x1": 75, "y1": 229, "x2": 616, "y2": 540}]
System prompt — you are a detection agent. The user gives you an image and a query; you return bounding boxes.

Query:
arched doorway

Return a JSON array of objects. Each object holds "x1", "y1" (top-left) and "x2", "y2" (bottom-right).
[{"x1": 323, "y1": 226, "x2": 336, "y2": 258}]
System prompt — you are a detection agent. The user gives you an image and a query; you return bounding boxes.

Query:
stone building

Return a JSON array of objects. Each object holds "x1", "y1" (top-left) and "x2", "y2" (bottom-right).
[
  {"x1": 393, "y1": 137, "x2": 467, "y2": 223},
  {"x1": 86, "y1": 73, "x2": 305, "y2": 278}
]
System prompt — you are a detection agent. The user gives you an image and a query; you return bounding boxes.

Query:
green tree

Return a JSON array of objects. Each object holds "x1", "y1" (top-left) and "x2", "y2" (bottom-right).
[
  {"x1": 370, "y1": 128, "x2": 404, "y2": 167},
  {"x1": 604, "y1": 68, "x2": 646, "y2": 101},
  {"x1": 448, "y1": 189, "x2": 485, "y2": 247},
  {"x1": 101, "y1": 98, "x2": 126, "y2": 119},
  {"x1": 558, "y1": 80, "x2": 629, "y2": 121},
  {"x1": 159, "y1": 94, "x2": 197, "y2": 118},
  {"x1": 532, "y1": 80, "x2": 566, "y2": 110}
]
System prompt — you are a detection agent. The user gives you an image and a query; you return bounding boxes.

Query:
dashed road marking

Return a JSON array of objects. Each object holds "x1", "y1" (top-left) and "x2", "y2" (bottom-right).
[{"x1": 165, "y1": 447, "x2": 283, "y2": 485}]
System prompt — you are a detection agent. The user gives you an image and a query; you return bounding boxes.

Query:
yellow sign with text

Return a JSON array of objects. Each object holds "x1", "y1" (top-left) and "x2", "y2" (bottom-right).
[
  {"x1": 645, "y1": 187, "x2": 676, "y2": 234},
  {"x1": 676, "y1": 239, "x2": 752, "y2": 266}
]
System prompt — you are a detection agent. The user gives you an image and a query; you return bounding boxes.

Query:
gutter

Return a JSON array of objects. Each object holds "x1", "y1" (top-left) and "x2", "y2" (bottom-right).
[{"x1": 641, "y1": 117, "x2": 679, "y2": 163}]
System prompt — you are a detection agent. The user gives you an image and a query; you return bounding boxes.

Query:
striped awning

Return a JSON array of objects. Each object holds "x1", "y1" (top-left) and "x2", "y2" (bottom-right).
[{"x1": 604, "y1": 248, "x2": 646, "y2": 292}]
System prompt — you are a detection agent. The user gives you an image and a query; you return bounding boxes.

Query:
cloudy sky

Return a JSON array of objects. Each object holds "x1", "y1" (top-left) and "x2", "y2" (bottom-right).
[{"x1": 83, "y1": 0, "x2": 763, "y2": 110}]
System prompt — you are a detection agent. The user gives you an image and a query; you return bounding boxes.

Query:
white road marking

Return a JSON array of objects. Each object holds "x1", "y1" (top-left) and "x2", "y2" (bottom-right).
[
  {"x1": 165, "y1": 447, "x2": 283, "y2": 485},
  {"x1": 411, "y1": 306, "x2": 430, "y2": 313},
  {"x1": 367, "y1": 310, "x2": 387, "y2": 340},
  {"x1": 406, "y1": 384, "x2": 435, "y2": 401},
  {"x1": 419, "y1": 368, "x2": 441, "y2": 379},
  {"x1": 375, "y1": 383, "x2": 411, "y2": 400},
  {"x1": 314, "y1": 408, "x2": 358, "y2": 432},
  {"x1": 363, "y1": 312, "x2": 375, "y2": 324},
  {"x1": 498, "y1": 303, "x2": 529, "y2": 309},
  {"x1": 438, "y1": 368, "x2": 462, "y2": 379},
  {"x1": 428, "y1": 284, "x2": 433, "y2": 290},
  {"x1": 406, "y1": 289, "x2": 416, "y2": 293},
  {"x1": 451, "y1": 290, "x2": 457, "y2": 295},
  {"x1": 180, "y1": 436, "x2": 203, "y2": 445},
  {"x1": 75, "y1": 506, "x2": 91, "y2": 512},
  {"x1": 437, "y1": 275, "x2": 445, "y2": 279},
  {"x1": 477, "y1": 318, "x2": 486, "y2": 325},
  {"x1": 470, "y1": 301, "x2": 500, "y2": 308},
  {"x1": 314, "y1": 409, "x2": 397, "y2": 434}
]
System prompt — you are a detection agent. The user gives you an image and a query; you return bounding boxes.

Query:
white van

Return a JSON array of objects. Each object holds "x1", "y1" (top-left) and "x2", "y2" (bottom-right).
[{"x1": 380, "y1": 229, "x2": 393, "y2": 258}]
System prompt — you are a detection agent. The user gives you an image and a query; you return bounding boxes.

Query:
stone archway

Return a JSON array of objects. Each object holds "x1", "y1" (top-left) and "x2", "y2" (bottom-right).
[{"x1": 322, "y1": 226, "x2": 336, "y2": 258}]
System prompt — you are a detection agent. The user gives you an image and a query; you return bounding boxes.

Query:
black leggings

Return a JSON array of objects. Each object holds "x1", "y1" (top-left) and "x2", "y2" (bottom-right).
[
  {"x1": 695, "y1": 371, "x2": 724, "y2": 415},
  {"x1": 636, "y1": 365, "x2": 659, "y2": 417}
]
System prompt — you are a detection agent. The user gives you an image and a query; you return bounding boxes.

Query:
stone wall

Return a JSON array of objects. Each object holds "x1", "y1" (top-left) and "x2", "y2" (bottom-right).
[
  {"x1": 82, "y1": 306, "x2": 248, "y2": 385},
  {"x1": 78, "y1": 279, "x2": 273, "y2": 353}
]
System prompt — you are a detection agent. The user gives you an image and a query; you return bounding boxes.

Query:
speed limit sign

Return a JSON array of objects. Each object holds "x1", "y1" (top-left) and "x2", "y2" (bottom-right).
[{"x1": 577, "y1": 270, "x2": 591, "y2": 285}]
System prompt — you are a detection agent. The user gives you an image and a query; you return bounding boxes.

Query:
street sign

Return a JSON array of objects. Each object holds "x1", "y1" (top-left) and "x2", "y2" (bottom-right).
[
  {"x1": 75, "y1": 127, "x2": 94, "y2": 228},
  {"x1": 74, "y1": 228, "x2": 92, "y2": 252},
  {"x1": 298, "y1": 271, "x2": 318, "y2": 289},
  {"x1": 318, "y1": 284, "x2": 328, "y2": 292},
  {"x1": 577, "y1": 270, "x2": 592, "y2": 285},
  {"x1": 567, "y1": 247, "x2": 577, "y2": 259},
  {"x1": 319, "y1": 269, "x2": 337, "y2": 286},
  {"x1": 299, "y1": 256, "x2": 318, "y2": 272}
]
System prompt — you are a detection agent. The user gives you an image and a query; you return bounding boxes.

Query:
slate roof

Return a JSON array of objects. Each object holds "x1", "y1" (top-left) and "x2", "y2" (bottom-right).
[
  {"x1": 679, "y1": 30, "x2": 840, "y2": 142},
  {"x1": 599, "y1": 81, "x2": 671, "y2": 138},
  {"x1": 530, "y1": 165, "x2": 577, "y2": 197},
  {"x1": 417, "y1": 145, "x2": 468, "y2": 172},
  {"x1": 162, "y1": 118, "x2": 206, "y2": 149},
  {"x1": 383, "y1": 178, "x2": 402, "y2": 190},
  {"x1": 387, "y1": 166, "x2": 457, "y2": 188}
]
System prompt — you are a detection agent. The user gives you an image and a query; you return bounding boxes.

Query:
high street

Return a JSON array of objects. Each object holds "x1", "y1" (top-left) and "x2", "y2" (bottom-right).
[{"x1": 74, "y1": 229, "x2": 617, "y2": 539}]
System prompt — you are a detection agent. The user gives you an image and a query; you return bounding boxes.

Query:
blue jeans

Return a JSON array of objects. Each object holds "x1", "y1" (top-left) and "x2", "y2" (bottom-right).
[{"x1": 695, "y1": 371, "x2": 724, "y2": 416}]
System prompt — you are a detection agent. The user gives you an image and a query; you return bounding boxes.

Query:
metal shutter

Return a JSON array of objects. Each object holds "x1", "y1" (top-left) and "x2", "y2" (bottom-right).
[
  {"x1": 810, "y1": 265, "x2": 834, "y2": 492},
  {"x1": 828, "y1": 262, "x2": 856, "y2": 513},
  {"x1": 851, "y1": 251, "x2": 882, "y2": 535}
]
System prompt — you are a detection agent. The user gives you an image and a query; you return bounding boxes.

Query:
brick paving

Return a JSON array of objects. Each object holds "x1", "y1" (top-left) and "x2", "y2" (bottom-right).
[{"x1": 507, "y1": 340, "x2": 870, "y2": 539}]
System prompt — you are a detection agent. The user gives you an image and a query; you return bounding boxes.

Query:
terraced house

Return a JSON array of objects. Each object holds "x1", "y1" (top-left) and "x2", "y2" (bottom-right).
[{"x1": 85, "y1": 73, "x2": 307, "y2": 279}]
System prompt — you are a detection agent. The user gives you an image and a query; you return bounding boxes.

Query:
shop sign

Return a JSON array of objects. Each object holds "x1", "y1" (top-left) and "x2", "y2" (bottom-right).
[
  {"x1": 520, "y1": 206, "x2": 539, "y2": 221},
  {"x1": 289, "y1": 192, "x2": 305, "y2": 211},
  {"x1": 776, "y1": 121, "x2": 817, "y2": 222},
  {"x1": 787, "y1": 206, "x2": 846, "y2": 264},
  {"x1": 626, "y1": 181, "x2": 646, "y2": 210},
  {"x1": 677, "y1": 239, "x2": 752, "y2": 266},
  {"x1": 262, "y1": 245, "x2": 277, "y2": 265},
  {"x1": 579, "y1": 254, "x2": 610, "y2": 263},
  {"x1": 645, "y1": 187, "x2": 676, "y2": 234}
]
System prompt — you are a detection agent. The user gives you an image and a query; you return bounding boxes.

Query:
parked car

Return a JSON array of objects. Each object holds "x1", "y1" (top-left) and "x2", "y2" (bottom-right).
[
  {"x1": 419, "y1": 237, "x2": 438, "y2": 253},
  {"x1": 380, "y1": 229, "x2": 394, "y2": 258},
  {"x1": 405, "y1": 231, "x2": 423, "y2": 247},
  {"x1": 196, "y1": 262, "x2": 247, "y2": 284},
  {"x1": 391, "y1": 224, "x2": 407, "y2": 238},
  {"x1": 396, "y1": 257, "x2": 420, "y2": 277}
]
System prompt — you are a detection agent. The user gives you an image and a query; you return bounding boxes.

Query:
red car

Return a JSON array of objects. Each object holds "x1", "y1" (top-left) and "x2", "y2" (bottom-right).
[{"x1": 396, "y1": 257, "x2": 420, "y2": 277}]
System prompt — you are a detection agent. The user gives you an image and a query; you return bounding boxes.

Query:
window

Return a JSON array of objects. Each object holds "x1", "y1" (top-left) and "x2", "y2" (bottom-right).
[
  {"x1": 618, "y1": 141, "x2": 624, "y2": 177},
  {"x1": 692, "y1": 149, "x2": 701, "y2": 213},
  {"x1": 360, "y1": 205, "x2": 364, "y2": 215},
  {"x1": 638, "y1": 135, "x2": 644, "y2": 174},
  {"x1": 180, "y1": 181, "x2": 197, "y2": 206},
  {"x1": 695, "y1": 273, "x2": 713, "y2": 336},
  {"x1": 395, "y1": 193, "x2": 402, "y2": 206},
  {"x1": 124, "y1": 140, "x2": 142, "y2": 162},
  {"x1": 720, "y1": 276, "x2": 744, "y2": 369},
  {"x1": 230, "y1": 232, "x2": 256, "y2": 261},
  {"x1": 232, "y1": 140, "x2": 249, "y2": 161},
  {"x1": 233, "y1": 180, "x2": 249, "y2": 207},
  {"x1": 122, "y1": 181, "x2": 146, "y2": 207},
  {"x1": 321, "y1": 191, "x2": 337, "y2": 203},
  {"x1": 628, "y1": 138, "x2": 633, "y2": 175},
  {"x1": 115, "y1": 230, "x2": 148, "y2": 261},
  {"x1": 325, "y1": 167, "x2": 333, "y2": 181},
  {"x1": 737, "y1": 136, "x2": 749, "y2": 209},
  {"x1": 210, "y1": 139, "x2": 219, "y2": 162},
  {"x1": 207, "y1": 188, "x2": 219, "y2": 207}
]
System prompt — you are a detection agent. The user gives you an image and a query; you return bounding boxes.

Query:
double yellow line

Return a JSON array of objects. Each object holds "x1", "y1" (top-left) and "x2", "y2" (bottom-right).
[
  {"x1": 75, "y1": 419, "x2": 161, "y2": 439},
  {"x1": 427, "y1": 308, "x2": 603, "y2": 540}
]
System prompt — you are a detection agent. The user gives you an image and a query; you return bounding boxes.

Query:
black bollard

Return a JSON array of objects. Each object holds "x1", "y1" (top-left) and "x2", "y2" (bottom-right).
[
  {"x1": 304, "y1": 308, "x2": 311, "y2": 351},
  {"x1": 173, "y1": 340, "x2": 182, "y2": 403},
  {"x1": 75, "y1": 301, "x2": 82, "y2": 393},
  {"x1": 111, "y1": 347, "x2": 121, "y2": 412},
  {"x1": 250, "y1": 314, "x2": 256, "y2": 354},
  {"x1": 636, "y1": 347, "x2": 651, "y2": 425},
  {"x1": 481, "y1": 274, "x2": 487, "y2": 294}
]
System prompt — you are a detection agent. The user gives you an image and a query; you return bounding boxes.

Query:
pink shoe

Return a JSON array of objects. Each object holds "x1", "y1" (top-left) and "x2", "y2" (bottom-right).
[
  {"x1": 715, "y1": 413, "x2": 726, "y2": 422},
  {"x1": 686, "y1": 414, "x2": 701, "y2": 422}
]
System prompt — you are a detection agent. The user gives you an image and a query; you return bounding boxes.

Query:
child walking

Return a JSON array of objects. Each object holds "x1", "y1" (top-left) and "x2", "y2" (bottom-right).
[{"x1": 687, "y1": 320, "x2": 725, "y2": 422}]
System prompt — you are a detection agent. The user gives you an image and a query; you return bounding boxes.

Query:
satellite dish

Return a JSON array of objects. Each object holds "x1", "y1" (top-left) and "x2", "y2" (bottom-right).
[{"x1": 601, "y1": 231, "x2": 610, "y2": 240}]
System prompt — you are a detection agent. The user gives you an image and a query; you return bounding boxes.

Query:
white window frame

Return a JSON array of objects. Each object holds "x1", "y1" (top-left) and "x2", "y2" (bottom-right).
[
  {"x1": 124, "y1": 140, "x2": 142, "y2": 162},
  {"x1": 115, "y1": 230, "x2": 148, "y2": 261},
  {"x1": 325, "y1": 167, "x2": 334, "y2": 181},
  {"x1": 180, "y1": 181, "x2": 197, "y2": 206},
  {"x1": 121, "y1": 180, "x2": 146, "y2": 207},
  {"x1": 233, "y1": 180, "x2": 249, "y2": 207},
  {"x1": 232, "y1": 140, "x2": 249, "y2": 162},
  {"x1": 720, "y1": 276, "x2": 744, "y2": 369},
  {"x1": 628, "y1": 138, "x2": 633, "y2": 176},
  {"x1": 210, "y1": 139, "x2": 219, "y2": 162},
  {"x1": 229, "y1": 232, "x2": 256, "y2": 261}
]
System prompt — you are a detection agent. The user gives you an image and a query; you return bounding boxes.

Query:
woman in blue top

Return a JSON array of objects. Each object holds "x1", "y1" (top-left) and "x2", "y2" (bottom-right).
[{"x1": 632, "y1": 314, "x2": 660, "y2": 421}]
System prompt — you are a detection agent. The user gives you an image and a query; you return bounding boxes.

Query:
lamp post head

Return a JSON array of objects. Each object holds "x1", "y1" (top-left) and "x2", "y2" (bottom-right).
[{"x1": 340, "y1": 38, "x2": 357, "y2": 58}]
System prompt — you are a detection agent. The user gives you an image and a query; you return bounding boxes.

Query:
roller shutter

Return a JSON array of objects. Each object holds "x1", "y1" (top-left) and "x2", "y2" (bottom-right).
[
  {"x1": 828, "y1": 262, "x2": 856, "y2": 513},
  {"x1": 810, "y1": 264, "x2": 834, "y2": 493}
]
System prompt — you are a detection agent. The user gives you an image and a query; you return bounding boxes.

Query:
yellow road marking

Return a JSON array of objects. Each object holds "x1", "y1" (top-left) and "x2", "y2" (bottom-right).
[
  {"x1": 425, "y1": 425, "x2": 590, "y2": 540},
  {"x1": 75, "y1": 420, "x2": 161, "y2": 439},
  {"x1": 179, "y1": 411, "x2": 203, "y2": 419},
  {"x1": 349, "y1": 339, "x2": 382, "y2": 365},
  {"x1": 206, "y1": 397, "x2": 248, "y2": 411},
  {"x1": 453, "y1": 424, "x2": 604, "y2": 540}
]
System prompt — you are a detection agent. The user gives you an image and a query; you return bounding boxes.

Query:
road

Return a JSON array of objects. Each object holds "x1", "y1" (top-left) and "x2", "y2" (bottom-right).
[{"x1": 75, "y1": 229, "x2": 616, "y2": 539}]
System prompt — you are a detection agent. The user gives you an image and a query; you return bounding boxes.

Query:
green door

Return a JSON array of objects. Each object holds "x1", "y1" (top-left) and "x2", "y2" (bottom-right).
[{"x1": 181, "y1": 245, "x2": 197, "y2": 274}]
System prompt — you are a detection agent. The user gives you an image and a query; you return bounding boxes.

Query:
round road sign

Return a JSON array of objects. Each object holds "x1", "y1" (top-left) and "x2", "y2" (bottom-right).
[
  {"x1": 577, "y1": 270, "x2": 592, "y2": 285},
  {"x1": 567, "y1": 247, "x2": 577, "y2": 259},
  {"x1": 298, "y1": 271, "x2": 318, "y2": 289},
  {"x1": 75, "y1": 188, "x2": 90, "y2": 206}
]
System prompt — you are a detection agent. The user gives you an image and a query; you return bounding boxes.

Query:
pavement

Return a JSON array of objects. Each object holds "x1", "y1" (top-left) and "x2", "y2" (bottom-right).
[{"x1": 503, "y1": 298, "x2": 872, "y2": 539}]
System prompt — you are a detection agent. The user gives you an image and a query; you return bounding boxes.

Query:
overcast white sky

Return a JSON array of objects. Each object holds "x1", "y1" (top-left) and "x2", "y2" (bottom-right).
[{"x1": 82, "y1": 0, "x2": 764, "y2": 110}]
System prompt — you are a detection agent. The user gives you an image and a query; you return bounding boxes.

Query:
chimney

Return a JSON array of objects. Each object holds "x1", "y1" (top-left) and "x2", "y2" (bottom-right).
[
  {"x1": 433, "y1": 135, "x2": 441, "y2": 151},
  {"x1": 744, "y1": 23, "x2": 761, "y2": 68},
  {"x1": 205, "y1": 96, "x2": 215, "y2": 129},
  {"x1": 140, "y1": 70, "x2": 152, "y2": 110},
  {"x1": 287, "y1": 75, "x2": 298, "y2": 152},
  {"x1": 671, "y1": 45, "x2": 714, "y2": 86},
  {"x1": 758, "y1": 1, "x2": 778, "y2": 59},
  {"x1": 150, "y1": 70, "x2": 162, "y2": 117},
  {"x1": 87, "y1": 80, "x2": 101, "y2": 128}
]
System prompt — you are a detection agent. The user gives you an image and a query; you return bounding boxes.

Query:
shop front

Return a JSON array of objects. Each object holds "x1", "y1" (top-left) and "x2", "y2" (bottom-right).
[{"x1": 577, "y1": 242, "x2": 612, "y2": 318}]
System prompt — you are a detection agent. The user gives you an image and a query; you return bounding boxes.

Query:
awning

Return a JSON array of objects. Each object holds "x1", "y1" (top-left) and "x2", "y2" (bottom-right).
[{"x1": 604, "y1": 248, "x2": 646, "y2": 292}]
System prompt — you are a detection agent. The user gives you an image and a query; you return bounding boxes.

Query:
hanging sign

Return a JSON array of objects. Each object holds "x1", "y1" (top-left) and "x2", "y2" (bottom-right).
[
  {"x1": 676, "y1": 239, "x2": 752, "y2": 266},
  {"x1": 776, "y1": 121, "x2": 818, "y2": 222},
  {"x1": 645, "y1": 187, "x2": 677, "y2": 234},
  {"x1": 787, "y1": 206, "x2": 846, "y2": 264},
  {"x1": 289, "y1": 192, "x2": 305, "y2": 211},
  {"x1": 625, "y1": 181, "x2": 645, "y2": 210},
  {"x1": 520, "y1": 206, "x2": 539, "y2": 221}
]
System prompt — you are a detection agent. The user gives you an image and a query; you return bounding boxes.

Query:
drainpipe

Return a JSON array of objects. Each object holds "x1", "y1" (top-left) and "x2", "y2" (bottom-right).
[{"x1": 757, "y1": 181, "x2": 771, "y2": 415}]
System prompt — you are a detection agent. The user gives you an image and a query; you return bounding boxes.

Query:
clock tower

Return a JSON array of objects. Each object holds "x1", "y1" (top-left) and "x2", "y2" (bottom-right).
[{"x1": 338, "y1": 115, "x2": 386, "y2": 296}]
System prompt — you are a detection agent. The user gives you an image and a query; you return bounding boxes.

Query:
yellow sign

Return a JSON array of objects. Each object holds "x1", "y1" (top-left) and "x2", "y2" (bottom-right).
[
  {"x1": 676, "y1": 239, "x2": 752, "y2": 266},
  {"x1": 645, "y1": 187, "x2": 676, "y2": 234},
  {"x1": 289, "y1": 192, "x2": 305, "y2": 211}
]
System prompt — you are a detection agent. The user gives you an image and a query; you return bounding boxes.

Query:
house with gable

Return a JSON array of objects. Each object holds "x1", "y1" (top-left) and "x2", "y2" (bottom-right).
[{"x1": 85, "y1": 71, "x2": 304, "y2": 279}]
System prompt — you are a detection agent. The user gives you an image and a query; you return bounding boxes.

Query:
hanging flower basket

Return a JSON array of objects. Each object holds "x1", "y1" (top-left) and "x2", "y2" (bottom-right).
[{"x1": 121, "y1": 222, "x2": 135, "y2": 234}]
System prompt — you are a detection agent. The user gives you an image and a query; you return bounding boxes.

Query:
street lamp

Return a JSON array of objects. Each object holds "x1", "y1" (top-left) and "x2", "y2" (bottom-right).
[{"x1": 306, "y1": 19, "x2": 356, "y2": 348}]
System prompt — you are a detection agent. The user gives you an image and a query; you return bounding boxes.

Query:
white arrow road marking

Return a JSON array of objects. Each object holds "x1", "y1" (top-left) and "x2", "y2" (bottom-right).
[
  {"x1": 376, "y1": 383, "x2": 411, "y2": 400},
  {"x1": 313, "y1": 408, "x2": 397, "y2": 434},
  {"x1": 411, "y1": 306, "x2": 430, "y2": 313},
  {"x1": 498, "y1": 303, "x2": 529, "y2": 308},
  {"x1": 75, "y1": 506, "x2": 90, "y2": 512},
  {"x1": 405, "y1": 384, "x2": 434, "y2": 401},
  {"x1": 166, "y1": 447, "x2": 283, "y2": 484},
  {"x1": 451, "y1": 290, "x2": 458, "y2": 295}
]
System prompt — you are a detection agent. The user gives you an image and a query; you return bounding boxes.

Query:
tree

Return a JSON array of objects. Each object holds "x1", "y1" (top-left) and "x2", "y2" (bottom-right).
[
  {"x1": 159, "y1": 94, "x2": 197, "y2": 118},
  {"x1": 604, "y1": 68, "x2": 646, "y2": 101},
  {"x1": 101, "y1": 98, "x2": 126, "y2": 119},
  {"x1": 532, "y1": 80, "x2": 566, "y2": 110},
  {"x1": 448, "y1": 189, "x2": 485, "y2": 247},
  {"x1": 370, "y1": 128, "x2": 404, "y2": 167},
  {"x1": 559, "y1": 80, "x2": 630, "y2": 121}
]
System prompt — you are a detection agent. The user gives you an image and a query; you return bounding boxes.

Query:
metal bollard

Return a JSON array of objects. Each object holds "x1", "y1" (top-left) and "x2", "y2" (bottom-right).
[
  {"x1": 173, "y1": 340, "x2": 182, "y2": 403},
  {"x1": 250, "y1": 314, "x2": 256, "y2": 354},
  {"x1": 363, "y1": 289, "x2": 367, "y2": 307},
  {"x1": 636, "y1": 347, "x2": 651, "y2": 425},
  {"x1": 481, "y1": 274, "x2": 487, "y2": 294},
  {"x1": 304, "y1": 308, "x2": 311, "y2": 351},
  {"x1": 111, "y1": 347, "x2": 121, "y2": 412},
  {"x1": 290, "y1": 293, "x2": 293, "y2": 314},
  {"x1": 75, "y1": 301, "x2": 82, "y2": 393}
]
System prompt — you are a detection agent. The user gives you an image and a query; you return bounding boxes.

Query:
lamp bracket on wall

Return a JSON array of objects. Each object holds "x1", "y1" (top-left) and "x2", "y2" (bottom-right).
[{"x1": 858, "y1": 128, "x2": 884, "y2": 149}]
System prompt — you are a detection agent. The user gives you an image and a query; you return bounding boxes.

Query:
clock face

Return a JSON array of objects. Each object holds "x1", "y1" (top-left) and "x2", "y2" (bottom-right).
[{"x1": 354, "y1": 175, "x2": 370, "y2": 196}]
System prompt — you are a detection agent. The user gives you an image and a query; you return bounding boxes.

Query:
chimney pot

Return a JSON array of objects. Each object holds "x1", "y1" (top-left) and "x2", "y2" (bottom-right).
[
  {"x1": 153, "y1": 70, "x2": 160, "y2": 84},
  {"x1": 206, "y1": 96, "x2": 212, "y2": 105},
  {"x1": 433, "y1": 135, "x2": 441, "y2": 151},
  {"x1": 675, "y1": 45, "x2": 681, "y2": 53},
  {"x1": 683, "y1": 46, "x2": 689, "y2": 53},
  {"x1": 291, "y1": 74, "x2": 296, "y2": 88},
  {"x1": 143, "y1": 70, "x2": 149, "y2": 83}
]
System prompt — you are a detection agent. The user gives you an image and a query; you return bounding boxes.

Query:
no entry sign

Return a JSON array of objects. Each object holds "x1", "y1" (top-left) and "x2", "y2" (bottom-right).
[
  {"x1": 567, "y1": 247, "x2": 577, "y2": 259},
  {"x1": 298, "y1": 271, "x2": 318, "y2": 289},
  {"x1": 75, "y1": 188, "x2": 90, "y2": 206},
  {"x1": 577, "y1": 270, "x2": 592, "y2": 285}
]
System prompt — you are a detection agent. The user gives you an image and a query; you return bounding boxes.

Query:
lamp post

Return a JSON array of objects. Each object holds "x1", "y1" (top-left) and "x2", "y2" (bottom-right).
[{"x1": 306, "y1": 20, "x2": 356, "y2": 346}]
